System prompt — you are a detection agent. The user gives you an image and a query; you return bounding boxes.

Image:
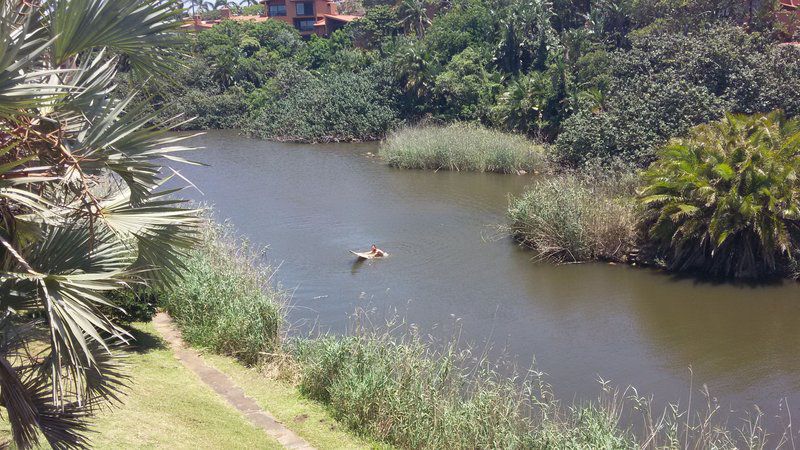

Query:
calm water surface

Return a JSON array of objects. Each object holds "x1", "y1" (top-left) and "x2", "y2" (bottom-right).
[{"x1": 178, "y1": 130, "x2": 800, "y2": 420}]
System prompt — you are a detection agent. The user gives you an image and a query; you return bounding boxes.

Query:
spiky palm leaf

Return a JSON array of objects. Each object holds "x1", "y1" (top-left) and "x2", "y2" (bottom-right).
[
  {"x1": 640, "y1": 111, "x2": 800, "y2": 278},
  {"x1": 0, "y1": 1, "x2": 198, "y2": 448}
]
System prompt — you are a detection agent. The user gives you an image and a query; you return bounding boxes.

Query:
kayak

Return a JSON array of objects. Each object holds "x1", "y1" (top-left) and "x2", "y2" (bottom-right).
[{"x1": 350, "y1": 250, "x2": 387, "y2": 260}]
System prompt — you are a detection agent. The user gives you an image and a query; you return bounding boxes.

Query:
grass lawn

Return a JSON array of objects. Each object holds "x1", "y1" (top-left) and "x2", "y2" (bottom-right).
[
  {"x1": 35, "y1": 322, "x2": 282, "y2": 450},
  {"x1": 89, "y1": 322, "x2": 281, "y2": 449},
  {"x1": 202, "y1": 354, "x2": 387, "y2": 450}
]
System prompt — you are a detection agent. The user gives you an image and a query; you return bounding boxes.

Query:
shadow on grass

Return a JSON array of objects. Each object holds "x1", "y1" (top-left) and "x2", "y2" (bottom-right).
[{"x1": 125, "y1": 324, "x2": 168, "y2": 354}]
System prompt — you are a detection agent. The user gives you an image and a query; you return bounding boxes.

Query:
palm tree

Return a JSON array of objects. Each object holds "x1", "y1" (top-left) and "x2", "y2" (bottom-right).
[
  {"x1": 392, "y1": 40, "x2": 437, "y2": 103},
  {"x1": 201, "y1": 0, "x2": 237, "y2": 12},
  {"x1": 640, "y1": 111, "x2": 800, "y2": 279},
  {"x1": 491, "y1": 72, "x2": 554, "y2": 138},
  {"x1": 494, "y1": 0, "x2": 558, "y2": 74},
  {"x1": 397, "y1": 0, "x2": 431, "y2": 37},
  {"x1": 0, "y1": 1, "x2": 199, "y2": 447}
]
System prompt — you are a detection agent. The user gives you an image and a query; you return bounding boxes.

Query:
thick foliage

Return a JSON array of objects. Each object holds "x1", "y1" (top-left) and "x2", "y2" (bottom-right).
[
  {"x1": 641, "y1": 111, "x2": 800, "y2": 279},
  {"x1": 556, "y1": 26, "x2": 800, "y2": 166},
  {"x1": 244, "y1": 64, "x2": 399, "y2": 142}
]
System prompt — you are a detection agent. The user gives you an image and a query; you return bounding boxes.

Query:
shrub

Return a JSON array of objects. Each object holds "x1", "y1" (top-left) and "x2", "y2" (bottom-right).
[
  {"x1": 508, "y1": 171, "x2": 639, "y2": 262},
  {"x1": 640, "y1": 111, "x2": 800, "y2": 279},
  {"x1": 555, "y1": 26, "x2": 800, "y2": 166},
  {"x1": 380, "y1": 123, "x2": 549, "y2": 173},
  {"x1": 104, "y1": 288, "x2": 159, "y2": 324},
  {"x1": 160, "y1": 220, "x2": 284, "y2": 365},
  {"x1": 244, "y1": 64, "x2": 399, "y2": 142}
]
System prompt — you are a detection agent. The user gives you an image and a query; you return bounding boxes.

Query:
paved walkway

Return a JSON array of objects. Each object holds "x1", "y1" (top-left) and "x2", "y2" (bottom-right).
[{"x1": 152, "y1": 313, "x2": 316, "y2": 450}]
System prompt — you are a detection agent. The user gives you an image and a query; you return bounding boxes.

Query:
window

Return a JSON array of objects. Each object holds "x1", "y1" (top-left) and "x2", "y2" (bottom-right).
[
  {"x1": 295, "y1": 19, "x2": 316, "y2": 31},
  {"x1": 268, "y1": 4, "x2": 286, "y2": 16},
  {"x1": 295, "y1": 2, "x2": 314, "y2": 16}
]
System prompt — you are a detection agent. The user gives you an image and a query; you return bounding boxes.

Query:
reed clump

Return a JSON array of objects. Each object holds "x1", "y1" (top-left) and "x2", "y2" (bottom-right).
[
  {"x1": 288, "y1": 316, "x2": 783, "y2": 450},
  {"x1": 380, "y1": 123, "x2": 549, "y2": 174},
  {"x1": 160, "y1": 220, "x2": 283, "y2": 366},
  {"x1": 508, "y1": 170, "x2": 640, "y2": 263}
]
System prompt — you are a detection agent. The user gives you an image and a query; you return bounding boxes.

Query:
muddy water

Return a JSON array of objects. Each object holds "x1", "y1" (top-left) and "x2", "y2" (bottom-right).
[{"x1": 177, "y1": 130, "x2": 800, "y2": 420}]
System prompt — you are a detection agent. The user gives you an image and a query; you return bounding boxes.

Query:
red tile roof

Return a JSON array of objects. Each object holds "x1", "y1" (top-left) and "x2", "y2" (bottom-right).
[
  {"x1": 229, "y1": 15, "x2": 270, "y2": 22},
  {"x1": 323, "y1": 14, "x2": 361, "y2": 22}
]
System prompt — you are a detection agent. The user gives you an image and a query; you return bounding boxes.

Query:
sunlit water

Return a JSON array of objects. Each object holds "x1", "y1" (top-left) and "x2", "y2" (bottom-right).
[{"x1": 174, "y1": 130, "x2": 800, "y2": 424}]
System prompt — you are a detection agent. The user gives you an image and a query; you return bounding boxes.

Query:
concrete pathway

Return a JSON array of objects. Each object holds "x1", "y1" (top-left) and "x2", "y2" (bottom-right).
[{"x1": 152, "y1": 313, "x2": 316, "y2": 450}]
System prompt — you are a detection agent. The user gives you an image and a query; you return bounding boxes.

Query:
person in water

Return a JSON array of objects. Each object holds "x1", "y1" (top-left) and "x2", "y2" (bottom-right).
[{"x1": 369, "y1": 244, "x2": 385, "y2": 257}]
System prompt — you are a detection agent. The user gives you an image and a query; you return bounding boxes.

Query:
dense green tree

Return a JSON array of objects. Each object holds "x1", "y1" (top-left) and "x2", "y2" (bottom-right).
[
  {"x1": 244, "y1": 63, "x2": 399, "y2": 142},
  {"x1": 556, "y1": 25, "x2": 800, "y2": 165},
  {"x1": 422, "y1": 0, "x2": 494, "y2": 64},
  {"x1": 398, "y1": 0, "x2": 432, "y2": 37},
  {"x1": 350, "y1": 5, "x2": 402, "y2": 51},
  {"x1": 434, "y1": 47, "x2": 500, "y2": 120},
  {"x1": 392, "y1": 38, "x2": 440, "y2": 114},
  {"x1": 491, "y1": 72, "x2": 555, "y2": 137},
  {"x1": 494, "y1": 0, "x2": 559, "y2": 73},
  {"x1": 641, "y1": 111, "x2": 800, "y2": 279}
]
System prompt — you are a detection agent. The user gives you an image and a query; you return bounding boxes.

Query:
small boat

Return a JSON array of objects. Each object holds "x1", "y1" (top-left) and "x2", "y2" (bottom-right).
[{"x1": 350, "y1": 250, "x2": 387, "y2": 260}]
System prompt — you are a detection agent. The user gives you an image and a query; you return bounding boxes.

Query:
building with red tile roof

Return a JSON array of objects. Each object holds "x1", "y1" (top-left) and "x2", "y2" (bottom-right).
[
  {"x1": 777, "y1": 0, "x2": 800, "y2": 36},
  {"x1": 181, "y1": 4, "x2": 362, "y2": 37}
]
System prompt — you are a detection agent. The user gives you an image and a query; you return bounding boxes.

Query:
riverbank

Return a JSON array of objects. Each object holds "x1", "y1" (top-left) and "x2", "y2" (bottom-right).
[
  {"x1": 0, "y1": 321, "x2": 283, "y2": 449},
  {"x1": 151, "y1": 216, "x2": 791, "y2": 449}
]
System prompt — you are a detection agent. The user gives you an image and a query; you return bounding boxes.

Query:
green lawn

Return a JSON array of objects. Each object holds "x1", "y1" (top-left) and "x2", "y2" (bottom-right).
[
  {"x1": 202, "y1": 353, "x2": 387, "y2": 450},
  {"x1": 0, "y1": 322, "x2": 384, "y2": 449},
  {"x1": 90, "y1": 322, "x2": 282, "y2": 449}
]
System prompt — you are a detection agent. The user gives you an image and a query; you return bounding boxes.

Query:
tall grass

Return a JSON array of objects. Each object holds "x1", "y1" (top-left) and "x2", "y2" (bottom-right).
[
  {"x1": 292, "y1": 330, "x2": 629, "y2": 449},
  {"x1": 160, "y1": 220, "x2": 283, "y2": 366},
  {"x1": 289, "y1": 315, "x2": 785, "y2": 449},
  {"x1": 380, "y1": 123, "x2": 549, "y2": 174},
  {"x1": 508, "y1": 171, "x2": 640, "y2": 263},
  {"x1": 159, "y1": 220, "x2": 793, "y2": 449}
]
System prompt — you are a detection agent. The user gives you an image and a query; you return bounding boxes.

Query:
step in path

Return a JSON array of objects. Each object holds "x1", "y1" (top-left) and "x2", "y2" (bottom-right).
[{"x1": 152, "y1": 313, "x2": 316, "y2": 450}]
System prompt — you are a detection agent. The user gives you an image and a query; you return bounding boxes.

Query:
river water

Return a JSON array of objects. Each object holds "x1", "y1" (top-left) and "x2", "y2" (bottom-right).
[{"x1": 176, "y1": 130, "x2": 800, "y2": 421}]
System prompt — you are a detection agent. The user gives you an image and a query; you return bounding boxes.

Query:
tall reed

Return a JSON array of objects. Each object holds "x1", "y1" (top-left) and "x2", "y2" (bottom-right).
[
  {"x1": 160, "y1": 219, "x2": 284, "y2": 366},
  {"x1": 508, "y1": 171, "x2": 639, "y2": 263},
  {"x1": 289, "y1": 315, "x2": 786, "y2": 449},
  {"x1": 380, "y1": 123, "x2": 549, "y2": 174}
]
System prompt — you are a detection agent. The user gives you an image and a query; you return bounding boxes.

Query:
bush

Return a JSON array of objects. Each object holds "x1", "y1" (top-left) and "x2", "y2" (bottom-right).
[
  {"x1": 160, "y1": 220, "x2": 283, "y2": 366},
  {"x1": 508, "y1": 171, "x2": 639, "y2": 262},
  {"x1": 555, "y1": 26, "x2": 800, "y2": 166},
  {"x1": 103, "y1": 288, "x2": 158, "y2": 324},
  {"x1": 380, "y1": 123, "x2": 549, "y2": 173},
  {"x1": 244, "y1": 64, "x2": 399, "y2": 142},
  {"x1": 640, "y1": 111, "x2": 800, "y2": 279}
]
